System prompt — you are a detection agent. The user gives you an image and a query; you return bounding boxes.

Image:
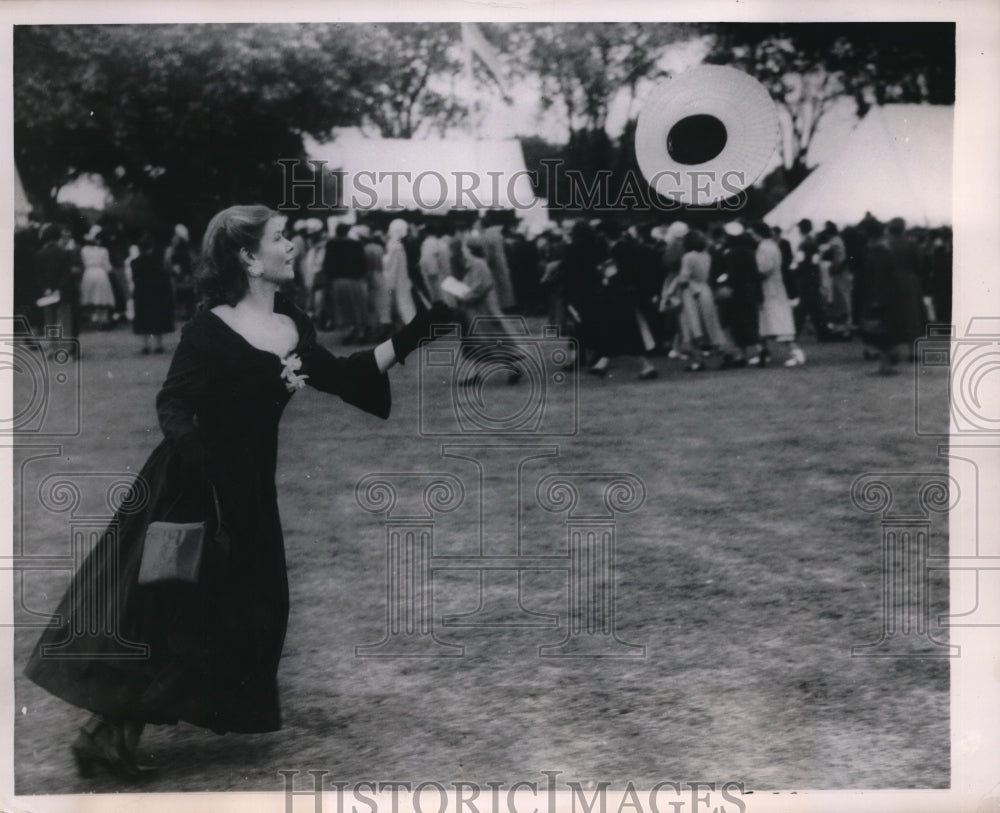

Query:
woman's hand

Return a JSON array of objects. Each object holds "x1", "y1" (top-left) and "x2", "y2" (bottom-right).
[{"x1": 389, "y1": 302, "x2": 460, "y2": 365}]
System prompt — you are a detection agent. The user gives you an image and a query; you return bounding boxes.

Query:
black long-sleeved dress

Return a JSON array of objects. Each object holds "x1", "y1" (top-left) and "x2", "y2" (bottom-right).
[{"x1": 25, "y1": 292, "x2": 390, "y2": 734}]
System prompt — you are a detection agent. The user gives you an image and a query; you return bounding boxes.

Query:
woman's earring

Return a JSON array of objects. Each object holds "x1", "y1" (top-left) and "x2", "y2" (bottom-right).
[{"x1": 248, "y1": 258, "x2": 263, "y2": 278}]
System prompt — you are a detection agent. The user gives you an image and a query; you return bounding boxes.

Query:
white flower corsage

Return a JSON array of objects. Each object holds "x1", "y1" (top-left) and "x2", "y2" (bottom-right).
[{"x1": 279, "y1": 353, "x2": 309, "y2": 392}]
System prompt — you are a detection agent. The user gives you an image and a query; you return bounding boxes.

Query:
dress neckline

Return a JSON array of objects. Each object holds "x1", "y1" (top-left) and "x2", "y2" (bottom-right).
[{"x1": 205, "y1": 294, "x2": 305, "y2": 362}]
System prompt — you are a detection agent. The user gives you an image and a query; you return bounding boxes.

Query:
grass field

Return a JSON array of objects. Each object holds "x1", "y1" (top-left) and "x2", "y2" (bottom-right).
[{"x1": 12, "y1": 321, "x2": 950, "y2": 794}]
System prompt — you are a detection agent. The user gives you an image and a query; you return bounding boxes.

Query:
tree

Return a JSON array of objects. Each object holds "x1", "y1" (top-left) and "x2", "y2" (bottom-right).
[
  {"x1": 706, "y1": 23, "x2": 955, "y2": 188},
  {"x1": 15, "y1": 24, "x2": 381, "y2": 229},
  {"x1": 505, "y1": 23, "x2": 695, "y2": 215},
  {"x1": 511, "y1": 22, "x2": 688, "y2": 139},
  {"x1": 354, "y1": 23, "x2": 471, "y2": 138}
]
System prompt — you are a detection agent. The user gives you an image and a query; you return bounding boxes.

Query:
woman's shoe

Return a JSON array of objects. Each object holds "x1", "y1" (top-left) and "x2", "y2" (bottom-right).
[
  {"x1": 637, "y1": 368, "x2": 658, "y2": 381},
  {"x1": 587, "y1": 365, "x2": 608, "y2": 378},
  {"x1": 72, "y1": 722, "x2": 140, "y2": 781},
  {"x1": 784, "y1": 347, "x2": 807, "y2": 367},
  {"x1": 71, "y1": 717, "x2": 153, "y2": 781}
]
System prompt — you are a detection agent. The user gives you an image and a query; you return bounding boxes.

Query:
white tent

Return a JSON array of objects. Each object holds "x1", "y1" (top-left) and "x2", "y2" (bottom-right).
[
  {"x1": 765, "y1": 104, "x2": 953, "y2": 230},
  {"x1": 14, "y1": 165, "x2": 32, "y2": 227},
  {"x1": 303, "y1": 130, "x2": 550, "y2": 233}
]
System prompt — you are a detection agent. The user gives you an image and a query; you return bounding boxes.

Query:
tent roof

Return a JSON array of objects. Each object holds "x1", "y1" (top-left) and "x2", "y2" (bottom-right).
[
  {"x1": 303, "y1": 130, "x2": 541, "y2": 215},
  {"x1": 14, "y1": 165, "x2": 31, "y2": 222},
  {"x1": 764, "y1": 104, "x2": 953, "y2": 230}
]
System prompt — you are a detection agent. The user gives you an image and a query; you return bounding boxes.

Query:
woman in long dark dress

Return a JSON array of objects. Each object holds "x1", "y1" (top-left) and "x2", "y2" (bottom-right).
[
  {"x1": 716, "y1": 227, "x2": 763, "y2": 364},
  {"x1": 130, "y1": 233, "x2": 175, "y2": 354},
  {"x1": 586, "y1": 226, "x2": 658, "y2": 380},
  {"x1": 24, "y1": 205, "x2": 451, "y2": 780}
]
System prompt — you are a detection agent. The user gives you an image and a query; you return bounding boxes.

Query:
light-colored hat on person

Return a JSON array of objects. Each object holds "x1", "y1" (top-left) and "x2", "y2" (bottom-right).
[
  {"x1": 388, "y1": 218, "x2": 409, "y2": 240},
  {"x1": 665, "y1": 221, "x2": 689, "y2": 242}
]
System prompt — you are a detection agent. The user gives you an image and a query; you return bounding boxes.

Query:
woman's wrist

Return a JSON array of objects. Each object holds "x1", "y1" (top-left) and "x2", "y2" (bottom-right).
[{"x1": 374, "y1": 341, "x2": 397, "y2": 374}]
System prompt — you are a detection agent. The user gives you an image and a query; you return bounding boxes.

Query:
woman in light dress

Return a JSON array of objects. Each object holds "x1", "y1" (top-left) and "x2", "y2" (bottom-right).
[
  {"x1": 661, "y1": 228, "x2": 732, "y2": 371},
  {"x1": 752, "y1": 221, "x2": 805, "y2": 367},
  {"x1": 79, "y1": 225, "x2": 117, "y2": 328},
  {"x1": 384, "y1": 219, "x2": 416, "y2": 325}
]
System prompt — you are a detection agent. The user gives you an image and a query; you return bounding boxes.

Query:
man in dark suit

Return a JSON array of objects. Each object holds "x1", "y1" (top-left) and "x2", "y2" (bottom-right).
[
  {"x1": 791, "y1": 219, "x2": 833, "y2": 342},
  {"x1": 321, "y1": 222, "x2": 369, "y2": 343},
  {"x1": 34, "y1": 223, "x2": 82, "y2": 353}
]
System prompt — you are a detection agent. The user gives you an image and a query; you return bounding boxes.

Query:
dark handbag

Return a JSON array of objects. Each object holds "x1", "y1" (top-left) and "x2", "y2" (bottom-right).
[{"x1": 138, "y1": 485, "x2": 228, "y2": 586}]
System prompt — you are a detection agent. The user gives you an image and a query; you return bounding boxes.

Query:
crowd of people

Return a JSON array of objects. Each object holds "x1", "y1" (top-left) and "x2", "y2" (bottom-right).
[
  {"x1": 14, "y1": 208, "x2": 952, "y2": 377},
  {"x1": 15, "y1": 219, "x2": 193, "y2": 356},
  {"x1": 532, "y1": 213, "x2": 952, "y2": 376}
]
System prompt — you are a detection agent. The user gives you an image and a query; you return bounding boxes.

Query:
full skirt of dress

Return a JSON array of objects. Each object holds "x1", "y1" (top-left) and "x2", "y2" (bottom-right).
[{"x1": 25, "y1": 293, "x2": 391, "y2": 734}]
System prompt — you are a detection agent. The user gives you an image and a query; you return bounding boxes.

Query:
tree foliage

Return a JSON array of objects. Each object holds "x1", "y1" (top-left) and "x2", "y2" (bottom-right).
[
  {"x1": 355, "y1": 23, "x2": 470, "y2": 139},
  {"x1": 14, "y1": 23, "x2": 462, "y2": 228},
  {"x1": 705, "y1": 23, "x2": 955, "y2": 186},
  {"x1": 510, "y1": 22, "x2": 688, "y2": 138},
  {"x1": 14, "y1": 22, "x2": 956, "y2": 227}
]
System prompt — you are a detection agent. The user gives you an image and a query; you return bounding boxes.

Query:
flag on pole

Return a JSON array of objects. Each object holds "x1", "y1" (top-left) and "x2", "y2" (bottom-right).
[{"x1": 460, "y1": 22, "x2": 510, "y2": 102}]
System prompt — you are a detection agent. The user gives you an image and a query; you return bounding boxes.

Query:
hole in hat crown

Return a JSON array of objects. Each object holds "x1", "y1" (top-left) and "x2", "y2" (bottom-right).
[{"x1": 666, "y1": 114, "x2": 728, "y2": 165}]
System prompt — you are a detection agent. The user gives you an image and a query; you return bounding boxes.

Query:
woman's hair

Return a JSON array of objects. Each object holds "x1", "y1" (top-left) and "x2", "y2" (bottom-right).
[
  {"x1": 682, "y1": 229, "x2": 707, "y2": 253},
  {"x1": 197, "y1": 205, "x2": 275, "y2": 308}
]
